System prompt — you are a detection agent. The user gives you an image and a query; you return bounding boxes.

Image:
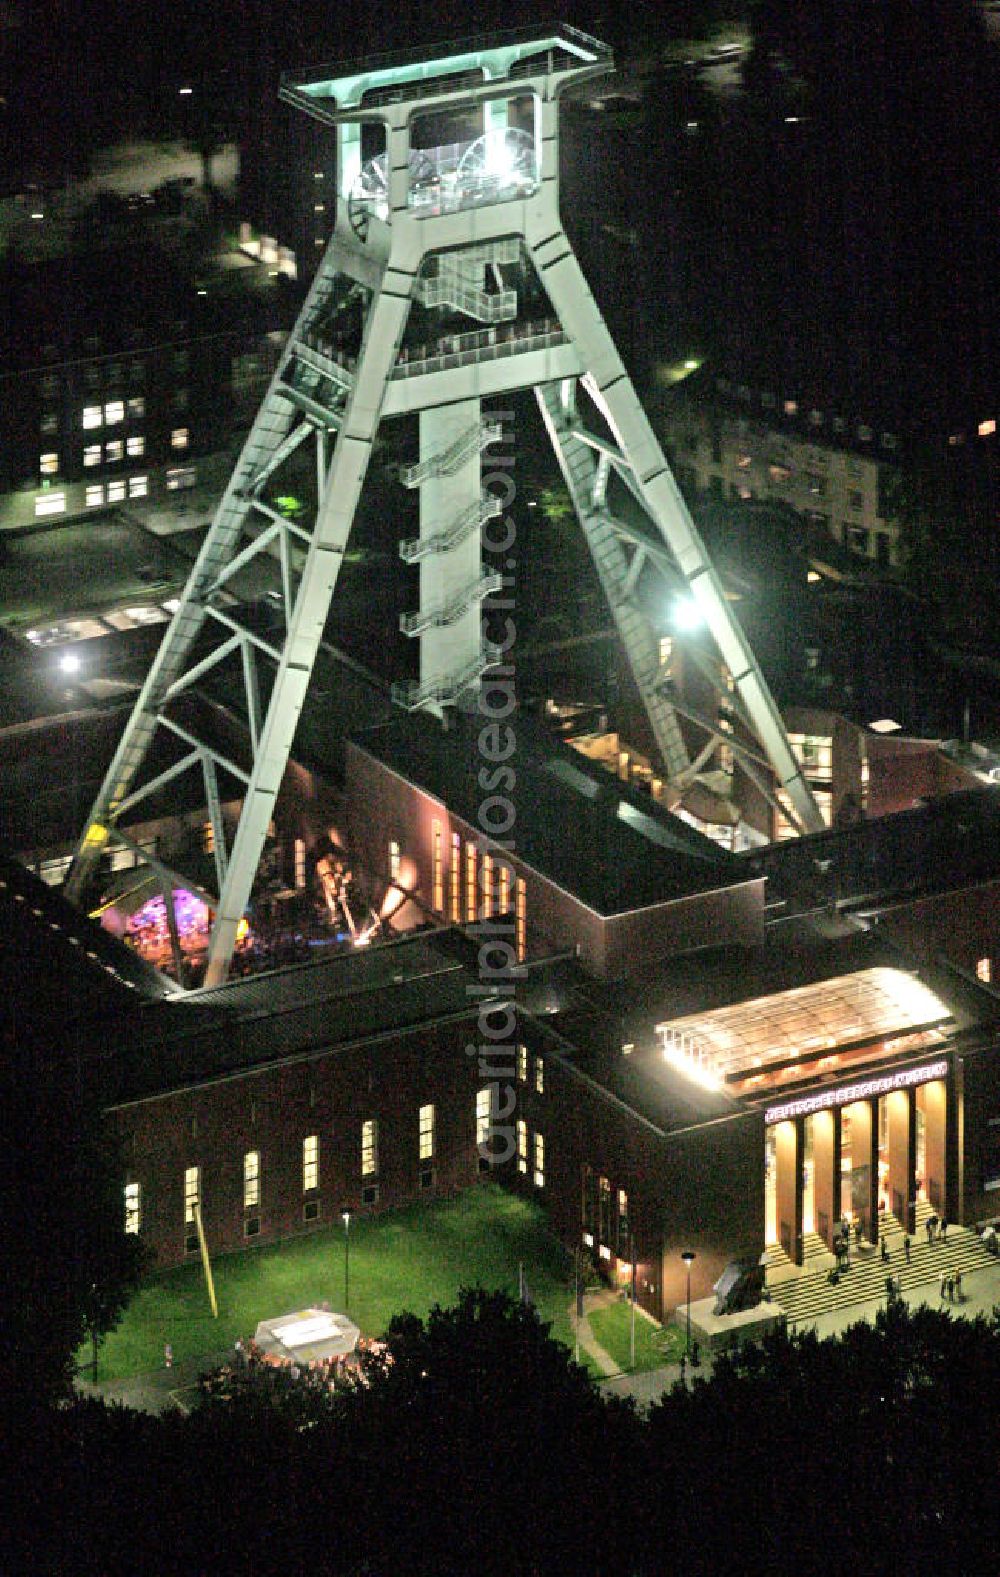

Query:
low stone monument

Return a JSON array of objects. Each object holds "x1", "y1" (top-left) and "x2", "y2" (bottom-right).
[{"x1": 672, "y1": 1256, "x2": 785, "y2": 1354}]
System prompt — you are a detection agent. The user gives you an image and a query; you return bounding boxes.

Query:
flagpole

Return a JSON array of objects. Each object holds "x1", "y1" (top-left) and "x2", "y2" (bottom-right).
[{"x1": 574, "y1": 1250, "x2": 580, "y2": 1365}]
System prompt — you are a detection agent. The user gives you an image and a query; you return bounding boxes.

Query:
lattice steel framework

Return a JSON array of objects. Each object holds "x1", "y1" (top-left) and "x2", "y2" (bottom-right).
[{"x1": 66, "y1": 26, "x2": 822, "y2": 987}]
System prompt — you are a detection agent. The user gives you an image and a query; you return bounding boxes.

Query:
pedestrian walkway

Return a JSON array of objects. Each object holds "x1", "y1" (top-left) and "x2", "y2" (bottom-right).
[
  {"x1": 570, "y1": 1288, "x2": 620, "y2": 1377},
  {"x1": 75, "y1": 1348, "x2": 232, "y2": 1417}
]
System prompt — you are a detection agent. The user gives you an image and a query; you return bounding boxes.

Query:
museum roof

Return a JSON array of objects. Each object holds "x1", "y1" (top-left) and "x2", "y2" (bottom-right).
[
  {"x1": 750, "y1": 785, "x2": 1000, "y2": 914},
  {"x1": 527, "y1": 921, "x2": 1000, "y2": 1136},
  {"x1": 351, "y1": 709, "x2": 749, "y2": 915},
  {"x1": 0, "y1": 846, "x2": 176, "y2": 1041},
  {"x1": 105, "y1": 926, "x2": 484, "y2": 1104}
]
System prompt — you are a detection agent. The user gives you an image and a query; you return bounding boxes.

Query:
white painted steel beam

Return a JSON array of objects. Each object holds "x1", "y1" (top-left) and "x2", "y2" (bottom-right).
[{"x1": 70, "y1": 29, "x2": 820, "y2": 989}]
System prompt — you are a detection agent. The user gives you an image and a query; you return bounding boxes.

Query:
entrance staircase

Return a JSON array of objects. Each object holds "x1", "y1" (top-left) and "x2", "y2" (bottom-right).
[{"x1": 765, "y1": 1203, "x2": 996, "y2": 1324}]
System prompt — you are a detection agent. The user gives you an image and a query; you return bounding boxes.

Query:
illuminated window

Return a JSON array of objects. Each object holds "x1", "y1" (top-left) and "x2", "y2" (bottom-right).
[
  {"x1": 39, "y1": 452, "x2": 58, "y2": 475},
  {"x1": 476, "y1": 1087, "x2": 491, "y2": 1149},
  {"x1": 105, "y1": 440, "x2": 123, "y2": 463},
  {"x1": 201, "y1": 820, "x2": 215, "y2": 855},
  {"x1": 517, "y1": 1119, "x2": 528, "y2": 1175},
  {"x1": 979, "y1": 418, "x2": 997, "y2": 438},
  {"x1": 449, "y1": 832, "x2": 461, "y2": 922},
  {"x1": 171, "y1": 427, "x2": 190, "y2": 450},
  {"x1": 534, "y1": 1054, "x2": 544, "y2": 1095},
  {"x1": 419, "y1": 1103, "x2": 435, "y2": 1162},
  {"x1": 34, "y1": 493, "x2": 65, "y2": 517},
  {"x1": 465, "y1": 840, "x2": 477, "y2": 923},
  {"x1": 617, "y1": 1188, "x2": 630, "y2": 1255},
  {"x1": 165, "y1": 466, "x2": 196, "y2": 490},
  {"x1": 735, "y1": 453, "x2": 752, "y2": 470},
  {"x1": 533, "y1": 1132, "x2": 545, "y2": 1188},
  {"x1": 432, "y1": 820, "x2": 444, "y2": 912},
  {"x1": 303, "y1": 1134, "x2": 319, "y2": 1193},
  {"x1": 85, "y1": 484, "x2": 104, "y2": 507},
  {"x1": 517, "y1": 1043, "x2": 528, "y2": 1083},
  {"x1": 107, "y1": 480, "x2": 126, "y2": 503},
  {"x1": 127, "y1": 396, "x2": 145, "y2": 419},
  {"x1": 515, "y1": 878, "x2": 527, "y2": 961},
  {"x1": 783, "y1": 399, "x2": 798, "y2": 416},
  {"x1": 498, "y1": 861, "x2": 511, "y2": 915},
  {"x1": 294, "y1": 838, "x2": 306, "y2": 889},
  {"x1": 788, "y1": 733, "x2": 833, "y2": 778},
  {"x1": 126, "y1": 434, "x2": 145, "y2": 457},
  {"x1": 389, "y1": 839, "x2": 401, "y2": 882},
  {"x1": 184, "y1": 1165, "x2": 200, "y2": 1224},
  {"x1": 83, "y1": 445, "x2": 101, "y2": 468},
  {"x1": 978, "y1": 958, "x2": 992, "y2": 984},
  {"x1": 481, "y1": 853, "x2": 493, "y2": 918},
  {"x1": 243, "y1": 1150, "x2": 260, "y2": 1209},
  {"x1": 124, "y1": 1182, "x2": 141, "y2": 1234},
  {"x1": 361, "y1": 1119, "x2": 378, "y2": 1178},
  {"x1": 105, "y1": 400, "x2": 124, "y2": 425},
  {"x1": 82, "y1": 406, "x2": 102, "y2": 429},
  {"x1": 128, "y1": 475, "x2": 148, "y2": 498},
  {"x1": 40, "y1": 412, "x2": 58, "y2": 435}
]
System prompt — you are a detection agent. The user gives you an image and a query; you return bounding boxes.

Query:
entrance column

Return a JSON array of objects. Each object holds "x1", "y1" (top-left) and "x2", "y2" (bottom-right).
[
  {"x1": 849, "y1": 1098, "x2": 879, "y2": 1244},
  {"x1": 774, "y1": 1117, "x2": 804, "y2": 1265},
  {"x1": 919, "y1": 1079, "x2": 947, "y2": 1216},
  {"x1": 812, "y1": 1107, "x2": 840, "y2": 1250},
  {"x1": 885, "y1": 1087, "x2": 917, "y2": 1233}
]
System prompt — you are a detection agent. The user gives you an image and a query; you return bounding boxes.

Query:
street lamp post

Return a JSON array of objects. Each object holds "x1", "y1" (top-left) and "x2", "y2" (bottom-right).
[
  {"x1": 681, "y1": 1250, "x2": 696, "y2": 1361},
  {"x1": 628, "y1": 1224, "x2": 636, "y2": 1371},
  {"x1": 341, "y1": 1207, "x2": 351, "y2": 1311}
]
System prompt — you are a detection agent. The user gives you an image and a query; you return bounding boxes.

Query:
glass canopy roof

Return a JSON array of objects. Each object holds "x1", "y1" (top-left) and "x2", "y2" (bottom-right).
[{"x1": 655, "y1": 967, "x2": 952, "y2": 1089}]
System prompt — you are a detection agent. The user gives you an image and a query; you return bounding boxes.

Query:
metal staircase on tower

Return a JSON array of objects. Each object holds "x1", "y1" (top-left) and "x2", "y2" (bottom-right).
[{"x1": 65, "y1": 26, "x2": 823, "y2": 988}]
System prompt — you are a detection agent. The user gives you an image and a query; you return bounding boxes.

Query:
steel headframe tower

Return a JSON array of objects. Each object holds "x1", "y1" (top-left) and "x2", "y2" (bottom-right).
[{"x1": 65, "y1": 26, "x2": 822, "y2": 987}]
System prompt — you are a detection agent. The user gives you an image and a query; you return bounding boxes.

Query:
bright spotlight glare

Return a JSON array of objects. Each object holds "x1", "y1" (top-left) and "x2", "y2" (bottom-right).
[
  {"x1": 484, "y1": 132, "x2": 516, "y2": 181},
  {"x1": 59, "y1": 652, "x2": 81, "y2": 675},
  {"x1": 673, "y1": 598, "x2": 703, "y2": 632}
]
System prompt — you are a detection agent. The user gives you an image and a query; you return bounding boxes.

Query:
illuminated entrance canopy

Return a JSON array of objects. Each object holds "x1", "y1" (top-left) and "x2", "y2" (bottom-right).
[
  {"x1": 655, "y1": 967, "x2": 952, "y2": 1093},
  {"x1": 764, "y1": 1058, "x2": 949, "y2": 1126}
]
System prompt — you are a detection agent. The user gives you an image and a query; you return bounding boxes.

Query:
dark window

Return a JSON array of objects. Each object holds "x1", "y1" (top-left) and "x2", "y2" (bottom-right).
[{"x1": 984, "y1": 1118, "x2": 1000, "y2": 1193}]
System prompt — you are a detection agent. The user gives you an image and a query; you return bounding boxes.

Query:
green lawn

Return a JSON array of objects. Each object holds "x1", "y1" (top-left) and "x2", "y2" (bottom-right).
[
  {"x1": 588, "y1": 1299, "x2": 685, "y2": 1373},
  {"x1": 90, "y1": 1185, "x2": 593, "y2": 1380}
]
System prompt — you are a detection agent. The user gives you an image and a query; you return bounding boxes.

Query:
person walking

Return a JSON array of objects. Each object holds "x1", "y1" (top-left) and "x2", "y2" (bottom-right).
[
  {"x1": 164, "y1": 1343, "x2": 173, "y2": 1370},
  {"x1": 939, "y1": 1270, "x2": 948, "y2": 1301},
  {"x1": 903, "y1": 1233, "x2": 911, "y2": 1263},
  {"x1": 881, "y1": 1235, "x2": 890, "y2": 1263},
  {"x1": 954, "y1": 1269, "x2": 963, "y2": 1302},
  {"x1": 940, "y1": 1216, "x2": 948, "y2": 1242},
  {"x1": 925, "y1": 1215, "x2": 935, "y2": 1245}
]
